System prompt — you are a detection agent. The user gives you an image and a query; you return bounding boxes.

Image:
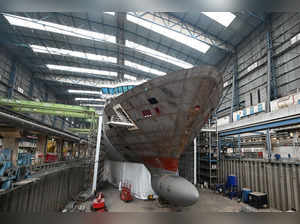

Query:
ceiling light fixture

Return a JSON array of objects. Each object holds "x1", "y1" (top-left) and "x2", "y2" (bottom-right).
[
  {"x1": 126, "y1": 40, "x2": 193, "y2": 69},
  {"x1": 47, "y1": 64, "x2": 118, "y2": 77},
  {"x1": 80, "y1": 104, "x2": 105, "y2": 108},
  {"x1": 30, "y1": 45, "x2": 117, "y2": 63},
  {"x1": 125, "y1": 60, "x2": 165, "y2": 76},
  {"x1": 3, "y1": 13, "x2": 115, "y2": 43},
  {"x1": 124, "y1": 74, "x2": 137, "y2": 80},
  {"x1": 68, "y1": 90, "x2": 101, "y2": 95},
  {"x1": 75, "y1": 98, "x2": 106, "y2": 102}
]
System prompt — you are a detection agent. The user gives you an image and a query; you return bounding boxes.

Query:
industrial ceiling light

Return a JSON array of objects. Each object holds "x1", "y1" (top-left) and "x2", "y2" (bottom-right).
[
  {"x1": 126, "y1": 40, "x2": 193, "y2": 69},
  {"x1": 46, "y1": 64, "x2": 118, "y2": 77},
  {"x1": 68, "y1": 90, "x2": 101, "y2": 94},
  {"x1": 30, "y1": 45, "x2": 117, "y2": 63},
  {"x1": 3, "y1": 14, "x2": 116, "y2": 43},
  {"x1": 80, "y1": 104, "x2": 105, "y2": 108},
  {"x1": 124, "y1": 74, "x2": 137, "y2": 80},
  {"x1": 75, "y1": 98, "x2": 106, "y2": 102},
  {"x1": 104, "y1": 12, "x2": 115, "y2": 16},
  {"x1": 201, "y1": 12, "x2": 236, "y2": 27},
  {"x1": 125, "y1": 60, "x2": 166, "y2": 76},
  {"x1": 127, "y1": 14, "x2": 210, "y2": 53}
]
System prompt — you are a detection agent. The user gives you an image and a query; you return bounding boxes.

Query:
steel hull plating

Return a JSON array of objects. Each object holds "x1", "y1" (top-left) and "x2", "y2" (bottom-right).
[{"x1": 103, "y1": 66, "x2": 223, "y2": 206}]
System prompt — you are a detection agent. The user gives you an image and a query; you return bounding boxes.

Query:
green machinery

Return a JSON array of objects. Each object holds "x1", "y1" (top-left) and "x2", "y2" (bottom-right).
[{"x1": 0, "y1": 98, "x2": 99, "y2": 135}]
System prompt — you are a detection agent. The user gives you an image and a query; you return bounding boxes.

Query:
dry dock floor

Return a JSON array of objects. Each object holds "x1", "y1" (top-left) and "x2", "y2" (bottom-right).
[
  {"x1": 64, "y1": 183, "x2": 279, "y2": 212},
  {"x1": 100, "y1": 183, "x2": 273, "y2": 212}
]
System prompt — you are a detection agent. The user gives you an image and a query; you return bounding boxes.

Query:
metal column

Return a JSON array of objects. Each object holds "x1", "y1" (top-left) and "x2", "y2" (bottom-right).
[
  {"x1": 7, "y1": 59, "x2": 17, "y2": 99},
  {"x1": 92, "y1": 115, "x2": 103, "y2": 193},
  {"x1": 266, "y1": 128, "x2": 272, "y2": 161},
  {"x1": 116, "y1": 12, "x2": 126, "y2": 80},
  {"x1": 208, "y1": 119, "x2": 212, "y2": 187},
  {"x1": 266, "y1": 16, "x2": 278, "y2": 112},
  {"x1": 193, "y1": 137, "x2": 197, "y2": 185},
  {"x1": 238, "y1": 134, "x2": 241, "y2": 159},
  {"x1": 230, "y1": 53, "x2": 239, "y2": 122}
]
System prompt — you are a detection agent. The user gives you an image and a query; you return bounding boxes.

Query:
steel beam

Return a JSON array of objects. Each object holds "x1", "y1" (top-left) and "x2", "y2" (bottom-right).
[
  {"x1": 215, "y1": 85, "x2": 231, "y2": 115},
  {"x1": 42, "y1": 91, "x2": 48, "y2": 123},
  {"x1": 29, "y1": 76, "x2": 34, "y2": 99},
  {"x1": 7, "y1": 58, "x2": 17, "y2": 99},
  {"x1": 0, "y1": 98, "x2": 95, "y2": 113},
  {"x1": 34, "y1": 73, "x2": 146, "y2": 89},
  {"x1": 266, "y1": 16, "x2": 278, "y2": 112},
  {"x1": 266, "y1": 128, "x2": 272, "y2": 161},
  {"x1": 130, "y1": 12, "x2": 235, "y2": 53},
  {"x1": 61, "y1": 117, "x2": 65, "y2": 129},
  {"x1": 92, "y1": 115, "x2": 103, "y2": 193},
  {"x1": 12, "y1": 107, "x2": 94, "y2": 118},
  {"x1": 0, "y1": 110, "x2": 80, "y2": 141},
  {"x1": 52, "y1": 115, "x2": 57, "y2": 127},
  {"x1": 219, "y1": 117, "x2": 300, "y2": 137},
  {"x1": 67, "y1": 128, "x2": 90, "y2": 133},
  {"x1": 116, "y1": 12, "x2": 126, "y2": 80},
  {"x1": 230, "y1": 53, "x2": 239, "y2": 122}
]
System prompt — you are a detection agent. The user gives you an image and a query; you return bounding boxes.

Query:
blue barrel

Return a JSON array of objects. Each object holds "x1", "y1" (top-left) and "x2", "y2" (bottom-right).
[
  {"x1": 227, "y1": 175, "x2": 237, "y2": 186},
  {"x1": 242, "y1": 188, "x2": 251, "y2": 203}
]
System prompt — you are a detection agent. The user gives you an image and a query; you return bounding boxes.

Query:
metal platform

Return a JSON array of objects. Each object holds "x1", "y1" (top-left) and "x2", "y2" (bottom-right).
[{"x1": 219, "y1": 104, "x2": 300, "y2": 136}]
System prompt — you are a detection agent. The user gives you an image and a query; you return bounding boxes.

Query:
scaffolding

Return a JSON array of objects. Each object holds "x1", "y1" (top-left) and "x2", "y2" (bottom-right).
[{"x1": 197, "y1": 118, "x2": 219, "y2": 188}]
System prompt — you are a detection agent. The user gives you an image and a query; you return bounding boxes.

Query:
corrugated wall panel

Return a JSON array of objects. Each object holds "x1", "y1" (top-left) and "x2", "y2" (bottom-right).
[
  {"x1": 219, "y1": 159, "x2": 300, "y2": 211},
  {"x1": 217, "y1": 13, "x2": 300, "y2": 117}
]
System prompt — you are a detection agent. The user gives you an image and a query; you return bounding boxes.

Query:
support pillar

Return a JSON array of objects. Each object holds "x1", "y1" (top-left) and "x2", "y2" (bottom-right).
[
  {"x1": 238, "y1": 134, "x2": 241, "y2": 159},
  {"x1": 1, "y1": 129, "x2": 21, "y2": 167},
  {"x1": 84, "y1": 143, "x2": 88, "y2": 158},
  {"x1": 76, "y1": 143, "x2": 80, "y2": 159},
  {"x1": 266, "y1": 16, "x2": 278, "y2": 112},
  {"x1": 230, "y1": 53, "x2": 239, "y2": 122},
  {"x1": 41, "y1": 91, "x2": 48, "y2": 123},
  {"x1": 266, "y1": 129, "x2": 272, "y2": 161},
  {"x1": 56, "y1": 139, "x2": 64, "y2": 161},
  {"x1": 36, "y1": 135, "x2": 47, "y2": 164},
  {"x1": 29, "y1": 75, "x2": 34, "y2": 99},
  {"x1": 92, "y1": 115, "x2": 103, "y2": 193},
  {"x1": 116, "y1": 12, "x2": 126, "y2": 80},
  {"x1": 69, "y1": 142, "x2": 74, "y2": 158},
  {"x1": 7, "y1": 58, "x2": 17, "y2": 99}
]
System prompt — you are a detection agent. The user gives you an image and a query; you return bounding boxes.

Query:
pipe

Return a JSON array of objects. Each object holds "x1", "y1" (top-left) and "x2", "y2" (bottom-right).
[{"x1": 92, "y1": 115, "x2": 103, "y2": 193}]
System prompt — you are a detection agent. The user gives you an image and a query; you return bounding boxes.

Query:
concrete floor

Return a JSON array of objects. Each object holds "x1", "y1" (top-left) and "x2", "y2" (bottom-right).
[
  {"x1": 101, "y1": 183, "x2": 243, "y2": 212},
  {"x1": 64, "y1": 183, "x2": 279, "y2": 212}
]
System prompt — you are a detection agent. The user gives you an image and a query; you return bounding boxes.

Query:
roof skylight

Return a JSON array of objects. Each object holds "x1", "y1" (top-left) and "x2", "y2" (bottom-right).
[
  {"x1": 127, "y1": 14, "x2": 210, "y2": 53},
  {"x1": 125, "y1": 60, "x2": 166, "y2": 76},
  {"x1": 68, "y1": 90, "x2": 101, "y2": 95},
  {"x1": 201, "y1": 12, "x2": 236, "y2": 27},
  {"x1": 126, "y1": 40, "x2": 193, "y2": 69},
  {"x1": 47, "y1": 64, "x2": 118, "y2": 77},
  {"x1": 30, "y1": 45, "x2": 117, "y2": 63},
  {"x1": 3, "y1": 14, "x2": 115, "y2": 43},
  {"x1": 104, "y1": 12, "x2": 115, "y2": 16},
  {"x1": 124, "y1": 74, "x2": 137, "y2": 80}
]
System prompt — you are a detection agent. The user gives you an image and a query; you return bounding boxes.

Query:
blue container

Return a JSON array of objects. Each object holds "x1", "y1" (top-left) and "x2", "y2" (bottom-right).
[
  {"x1": 242, "y1": 188, "x2": 251, "y2": 203},
  {"x1": 227, "y1": 175, "x2": 237, "y2": 186}
]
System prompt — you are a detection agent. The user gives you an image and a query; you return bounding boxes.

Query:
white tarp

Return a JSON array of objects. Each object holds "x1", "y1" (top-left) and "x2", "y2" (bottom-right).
[{"x1": 103, "y1": 160, "x2": 157, "y2": 200}]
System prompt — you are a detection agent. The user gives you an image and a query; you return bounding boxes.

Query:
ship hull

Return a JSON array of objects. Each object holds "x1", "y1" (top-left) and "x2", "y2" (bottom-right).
[{"x1": 103, "y1": 66, "x2": 223, "y2": 206}]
